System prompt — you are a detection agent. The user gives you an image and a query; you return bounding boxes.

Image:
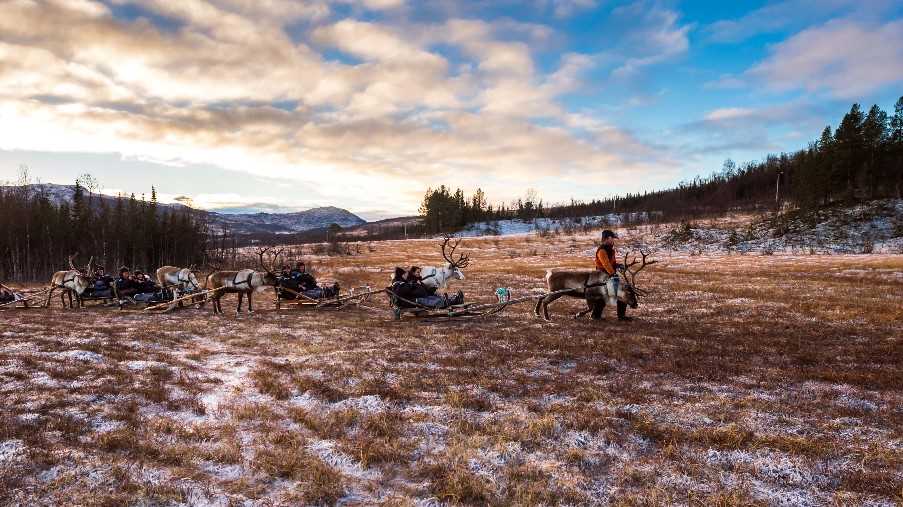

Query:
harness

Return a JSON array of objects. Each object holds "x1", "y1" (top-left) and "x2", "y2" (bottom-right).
[
  {"x1": 60, "y1": 272, "x2": 84, "y2": 289},
  {"x1": 232, "y1": 271, "x2": 254, "y2": 287},
  {"x1": 583, "y1": 272, "x2": 619, "y2": 304},
  {"x1": 177, "y1": 274, "x2": 198, "y2": 290}
]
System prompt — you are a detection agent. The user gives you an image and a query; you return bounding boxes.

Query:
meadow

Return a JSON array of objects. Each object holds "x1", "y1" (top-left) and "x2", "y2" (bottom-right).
[{"x1": 1, "y1": 230, "x2": 901, "y2": 506}]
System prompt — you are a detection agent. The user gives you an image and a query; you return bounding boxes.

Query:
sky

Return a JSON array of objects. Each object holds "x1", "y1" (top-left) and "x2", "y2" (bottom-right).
[{"x1": 1, "y1": 0, "x2": 902, "y2": 220}]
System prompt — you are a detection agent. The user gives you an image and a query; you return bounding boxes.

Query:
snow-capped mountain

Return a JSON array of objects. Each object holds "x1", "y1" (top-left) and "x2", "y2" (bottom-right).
[{"x1": 5, "y1": 183, "x2": 367, "y2": 235}]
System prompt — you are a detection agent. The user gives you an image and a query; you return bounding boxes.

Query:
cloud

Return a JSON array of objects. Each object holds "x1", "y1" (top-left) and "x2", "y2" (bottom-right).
[
  {"x1": 748, "y1": 19, "x2": 903, "y2": 98},
  {"x1": 538, "y1": 0, "x2": 599, "y2": 19},
  {"x1": 703, "y1": 74, "x2": 746, "y2": 90},
  {"x1": 676, "y1": 101, "x2": 830, "y2": 157},
  {"x1": 0, "y1": 0, "x2": 676, "y2": 213},
  {"x1": 705, "y1": 0, "x2": 859, "y2": 43},
  {"x1": 609, "y1": 2, "x2": 692, "y2": 78}
]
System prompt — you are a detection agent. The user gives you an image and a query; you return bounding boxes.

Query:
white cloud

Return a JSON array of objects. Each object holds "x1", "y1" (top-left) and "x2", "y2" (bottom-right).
[
  {"x1": 704, "y1": 108, "x2": 755, "y2": 121},
  {"x1": 610, "y1": 2, "x2": 692, "y2": 78},
  {"x1": 748, "y1": 19, "x2": 903, "y2": 98},
  {"x1": 0, "y1": 0, "x2": 675, "y2": 213},
  {"x1": 705, "y1": 0, "x2": 859, "y2": 43}
]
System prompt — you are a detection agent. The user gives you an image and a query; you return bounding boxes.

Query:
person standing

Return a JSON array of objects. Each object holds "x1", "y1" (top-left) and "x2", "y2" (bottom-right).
[{"x1": 592, "y1": 230, "x2": 630, "y2": 321}]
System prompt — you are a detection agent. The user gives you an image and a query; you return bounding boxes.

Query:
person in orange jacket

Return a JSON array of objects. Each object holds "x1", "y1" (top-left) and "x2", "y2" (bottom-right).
[
  {"x1": 595, "y1": 229, "x2": 619, "y2": 275},
  {"x1": 592, "y1": 229, "x2": 630, "y2": 321}
]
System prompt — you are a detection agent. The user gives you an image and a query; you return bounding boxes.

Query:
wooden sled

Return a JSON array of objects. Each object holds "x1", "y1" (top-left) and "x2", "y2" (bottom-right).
[
  {"x1": 386, "y1": 287, "x2": 579, "y2": 321},
  {"x1": 143, "y1": 287, "x2": 219, "y2": 313},
  {"x1": 275, "y1": 286, "x2": 378, "y2": 310}
]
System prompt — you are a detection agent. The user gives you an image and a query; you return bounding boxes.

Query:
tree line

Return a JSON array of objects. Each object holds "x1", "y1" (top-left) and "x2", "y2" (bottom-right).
[
  {"x1": 419, "y1": 186, "x2": 548, "y2": 234},
  {"x1": 420, "y1": 96, "x2": 903, "y2": 230},
  {"x1": 0, "y1": 173, "x2": 208, "y2": 282}
]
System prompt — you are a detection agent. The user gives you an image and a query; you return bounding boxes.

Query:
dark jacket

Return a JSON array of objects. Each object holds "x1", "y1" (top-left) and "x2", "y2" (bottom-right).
[
  {"x1": 94, "y1": 275, "x2": 114, "y2": 291},
  {"x1": 404, "y1": 276, "x2": 433, "y2": 299},
  {"x1": 116, "y1": 276, "x2": 136, "y2": 295},
  {"x1": 290, "y1": 270, "x2": 318, "y2": 291}
]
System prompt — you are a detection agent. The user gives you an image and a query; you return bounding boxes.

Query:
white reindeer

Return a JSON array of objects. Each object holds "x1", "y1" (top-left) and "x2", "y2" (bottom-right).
[
  {"x1": 391, "y1": 236, "x2": 470, "y2": 290},
  {"x1": 156, "y1": 265, "x2": 200, "y2": 300}
]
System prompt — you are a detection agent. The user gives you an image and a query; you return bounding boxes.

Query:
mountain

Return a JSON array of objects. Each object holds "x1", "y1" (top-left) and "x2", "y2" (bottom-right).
[
  {"x1": 5, "y1": 183, "x2": 367, "y2": 235},
  {"x1": 209, "y1": 207, "x2": 366, "y2": 235}
]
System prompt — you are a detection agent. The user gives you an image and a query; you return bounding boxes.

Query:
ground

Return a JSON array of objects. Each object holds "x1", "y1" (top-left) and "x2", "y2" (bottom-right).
[{"x1": 1, "y1": 230, "x2": 901, "y2": 506}]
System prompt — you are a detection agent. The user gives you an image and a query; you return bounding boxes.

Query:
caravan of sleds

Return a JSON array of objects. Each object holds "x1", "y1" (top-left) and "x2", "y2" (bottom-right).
[{"x1": 0, "y1": 234, "x2": 657, "y2": 321}]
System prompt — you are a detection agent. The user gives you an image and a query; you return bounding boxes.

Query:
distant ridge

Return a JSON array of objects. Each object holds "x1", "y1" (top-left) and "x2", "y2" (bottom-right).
[{"x1": 3, "y1": 183, "x2": 367, "y2": 235}]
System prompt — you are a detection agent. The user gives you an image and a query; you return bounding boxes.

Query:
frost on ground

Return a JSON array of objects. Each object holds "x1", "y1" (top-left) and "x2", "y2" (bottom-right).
[
  {"x1": 1, "y1": 231, "x2": 901, "y2": 505},
  {"x1": 450, "y1": 199, "x2": 903, "y2": 256}
]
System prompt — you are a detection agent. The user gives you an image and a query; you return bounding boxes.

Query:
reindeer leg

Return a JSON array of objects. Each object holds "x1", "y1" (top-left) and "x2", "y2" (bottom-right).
[
  {"x1": 591, "y1": 300, "x2": 605, "y2": 320},
  {"x1": 533, "y1": 297, "x2": 544, "y2": 318},
  {"x1": 541, "y1": 292, "x2": 565, "y2": 321},
  {"x1": 237, "y1": 292, "x2": 244, "y2": 314},
  {"x1": 247, "y1": 292, "x2": 253, "y2": 314},
  {"x1": 45, "y1": 287, "x2": 54, "y2": 308},
  {"x1": 575, "y1": 299, "x2": 594, "y2": 319}
]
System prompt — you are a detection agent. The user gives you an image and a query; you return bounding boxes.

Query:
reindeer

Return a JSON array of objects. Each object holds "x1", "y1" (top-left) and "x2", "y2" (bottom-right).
[
  {"x1": 534, "y1": 250, "x2": 656, "y2": 321},
  {"x1": 45, "y1": 255, "x2": 93, "y2": 309},
  {"x1": 156, "y1": 265, "x2": 200, "y2": 301},
  {"x1": 416, "y1": 235, "x2": 471, "y2": 290},
  {"x1": 204, "y1": 248, "x2": 282, "y2": 315}
]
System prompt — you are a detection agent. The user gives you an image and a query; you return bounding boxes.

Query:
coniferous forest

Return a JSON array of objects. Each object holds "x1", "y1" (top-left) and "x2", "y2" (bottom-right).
[
  {"x1": 419, "y1": 97, "x2": 903, "y2": 232},
  {"x1": 0, "y1": 177, "x2": 207, "y2": 282}
]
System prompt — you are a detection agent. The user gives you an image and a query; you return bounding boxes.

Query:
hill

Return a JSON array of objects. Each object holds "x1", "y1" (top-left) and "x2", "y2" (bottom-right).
[{"x1": 5, "y1": 183, "x2": 366, "y2": 235}]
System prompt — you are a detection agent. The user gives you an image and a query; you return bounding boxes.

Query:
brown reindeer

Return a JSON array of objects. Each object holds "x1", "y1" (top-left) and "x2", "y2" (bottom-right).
[
  {"x1": 534, "y1": 250, "x2": 655, "y2": 321},
  {"x1": 45, "y1": 255, "x2": 93, "y2": 309},
  {"x1": 204, "y1": 248, "x2": 282, "y2": 315}
]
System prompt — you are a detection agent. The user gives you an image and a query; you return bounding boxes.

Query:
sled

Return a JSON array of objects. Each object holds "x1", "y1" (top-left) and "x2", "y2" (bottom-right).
[
  {"x1": 143, "y1": 287, "x2": 219, "y2": 313},
  {"x1": 386, "y1": 287, "x2": 579, "y2": 321},
  {"x1": 275, "y1": 285, "x2": 378, "y2": 310},
  {"x1": 0, "y1": 286, "x2": 51, "y2": 309}
]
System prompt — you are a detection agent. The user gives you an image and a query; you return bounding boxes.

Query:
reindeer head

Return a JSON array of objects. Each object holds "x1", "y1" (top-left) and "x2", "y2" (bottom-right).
[
  {"x1": 66, "y1": 254, "x2": 93, "y2": 292},
  {"x1": 441, "y1": 235, "x2": 470, "y2": 281},
  {"x1": 180, "y1": 267, "x2": 201, "y2": 290},
  {"x1": 256, "y1": 247, "x2": 284, "y2": 286},
  {"x1": 620, "y1": 250, "x2": 656, "y2": 307}
]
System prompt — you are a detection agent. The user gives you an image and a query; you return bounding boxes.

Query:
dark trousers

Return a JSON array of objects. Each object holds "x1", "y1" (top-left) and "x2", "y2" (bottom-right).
[{"x1": 591, "y1": 300, "x2": 627, "y2": 320}]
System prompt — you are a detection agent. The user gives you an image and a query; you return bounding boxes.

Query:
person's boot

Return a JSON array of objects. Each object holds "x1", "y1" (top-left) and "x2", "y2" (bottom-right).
[
  {"x1": 591, "y1": 300, "x2": 604, "y2": 320},
  {"x1": 617, "y1": 301, "x2": 632, "y2": 321}
]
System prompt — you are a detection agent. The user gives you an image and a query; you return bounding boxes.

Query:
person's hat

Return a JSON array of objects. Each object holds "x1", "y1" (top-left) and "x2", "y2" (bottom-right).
[
  {"x1": 601, "y1": 229, "x2": 618, "y2": 239},
  {"x1": 119, "y1": 266, "x2": 130, "y2": 274}
]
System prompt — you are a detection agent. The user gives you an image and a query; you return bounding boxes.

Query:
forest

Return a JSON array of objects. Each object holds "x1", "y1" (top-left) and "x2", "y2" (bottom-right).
[
  {"x1": 419, "y1": 97, "x2": 903, "y2": 232},
  {"x1": 0, "y1": 176, "x2": 207, "y2": 282}
]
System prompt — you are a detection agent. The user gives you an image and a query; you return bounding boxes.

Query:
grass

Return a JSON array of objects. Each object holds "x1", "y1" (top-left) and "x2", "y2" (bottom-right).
[{"x1": 0, "y1": 228, "x2": 901, "y2": 504}]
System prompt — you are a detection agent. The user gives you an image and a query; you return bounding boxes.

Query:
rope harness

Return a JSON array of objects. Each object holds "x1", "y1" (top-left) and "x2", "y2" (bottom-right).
[{"x1": 232, "y1": 272, "x2": 254, "y2": 288}]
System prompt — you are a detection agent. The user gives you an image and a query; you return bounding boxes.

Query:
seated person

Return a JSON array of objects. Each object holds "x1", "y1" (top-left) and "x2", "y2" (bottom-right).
[
  {"x1": 278, "y1": 264, "x2": 299, "y2": 299},
  {"x1": 116, "y1": 267, "x2": 138, "y2": 302},
  {"x1": 132, "y1": 270, "x2": 162, "y2": 303},
  {"x1": 91, "y1": 266, "x2": 115, "y2": 298},
  {"x1": 0, "y1": 285, "x2": 17, "y2": 304},
  {"x1": 389, "y1": 267, "x2": 415, "y2": 307},
  {"x1": 291, "y1": 261, "x2": 339, "y2": 299},
  {"x1": 404, "y1": 266, "x2": 464, "y2": 309}
]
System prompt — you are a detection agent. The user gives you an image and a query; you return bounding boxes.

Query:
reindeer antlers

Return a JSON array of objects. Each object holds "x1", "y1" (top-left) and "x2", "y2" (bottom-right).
[
  {"x1": 621, "y1": 249, "x2": 657, "y2": 295},
  {"x1": 255, "y1": 247, "x2": 284, "y2": 275},
  {"x1": 441, "y1": 235, "x2": 470, "y2": 269}
]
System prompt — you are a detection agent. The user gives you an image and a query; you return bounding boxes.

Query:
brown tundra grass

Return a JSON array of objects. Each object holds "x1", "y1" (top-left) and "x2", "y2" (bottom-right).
[{"x1": 0, "y1": 230, "x2": 901, "y2": 505}]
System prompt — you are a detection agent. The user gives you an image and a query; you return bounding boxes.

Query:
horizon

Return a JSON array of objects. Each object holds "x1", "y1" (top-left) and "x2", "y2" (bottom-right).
[{"x1": 1, "y1": 1, "x2": 902, "y2": 221}]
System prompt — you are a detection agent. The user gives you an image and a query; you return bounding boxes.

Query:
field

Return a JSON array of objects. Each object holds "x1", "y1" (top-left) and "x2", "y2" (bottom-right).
[{"x1": 1, "y1": 230, "x2": 902, "y2": 506}]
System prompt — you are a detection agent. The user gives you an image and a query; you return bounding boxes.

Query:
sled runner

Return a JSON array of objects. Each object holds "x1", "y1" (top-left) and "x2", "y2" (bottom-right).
[
  {"x1": 275, "y1": 285, "x2": 378, "y2": 310},
  {"x1": 386, "y1": 287, "x2": 542, "y2": 320}
]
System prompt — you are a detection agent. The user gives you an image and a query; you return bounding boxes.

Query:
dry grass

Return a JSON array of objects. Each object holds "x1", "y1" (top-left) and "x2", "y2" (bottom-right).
[{"x1": 1, "y1": 228, "x2": 901, "y2": 505}]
